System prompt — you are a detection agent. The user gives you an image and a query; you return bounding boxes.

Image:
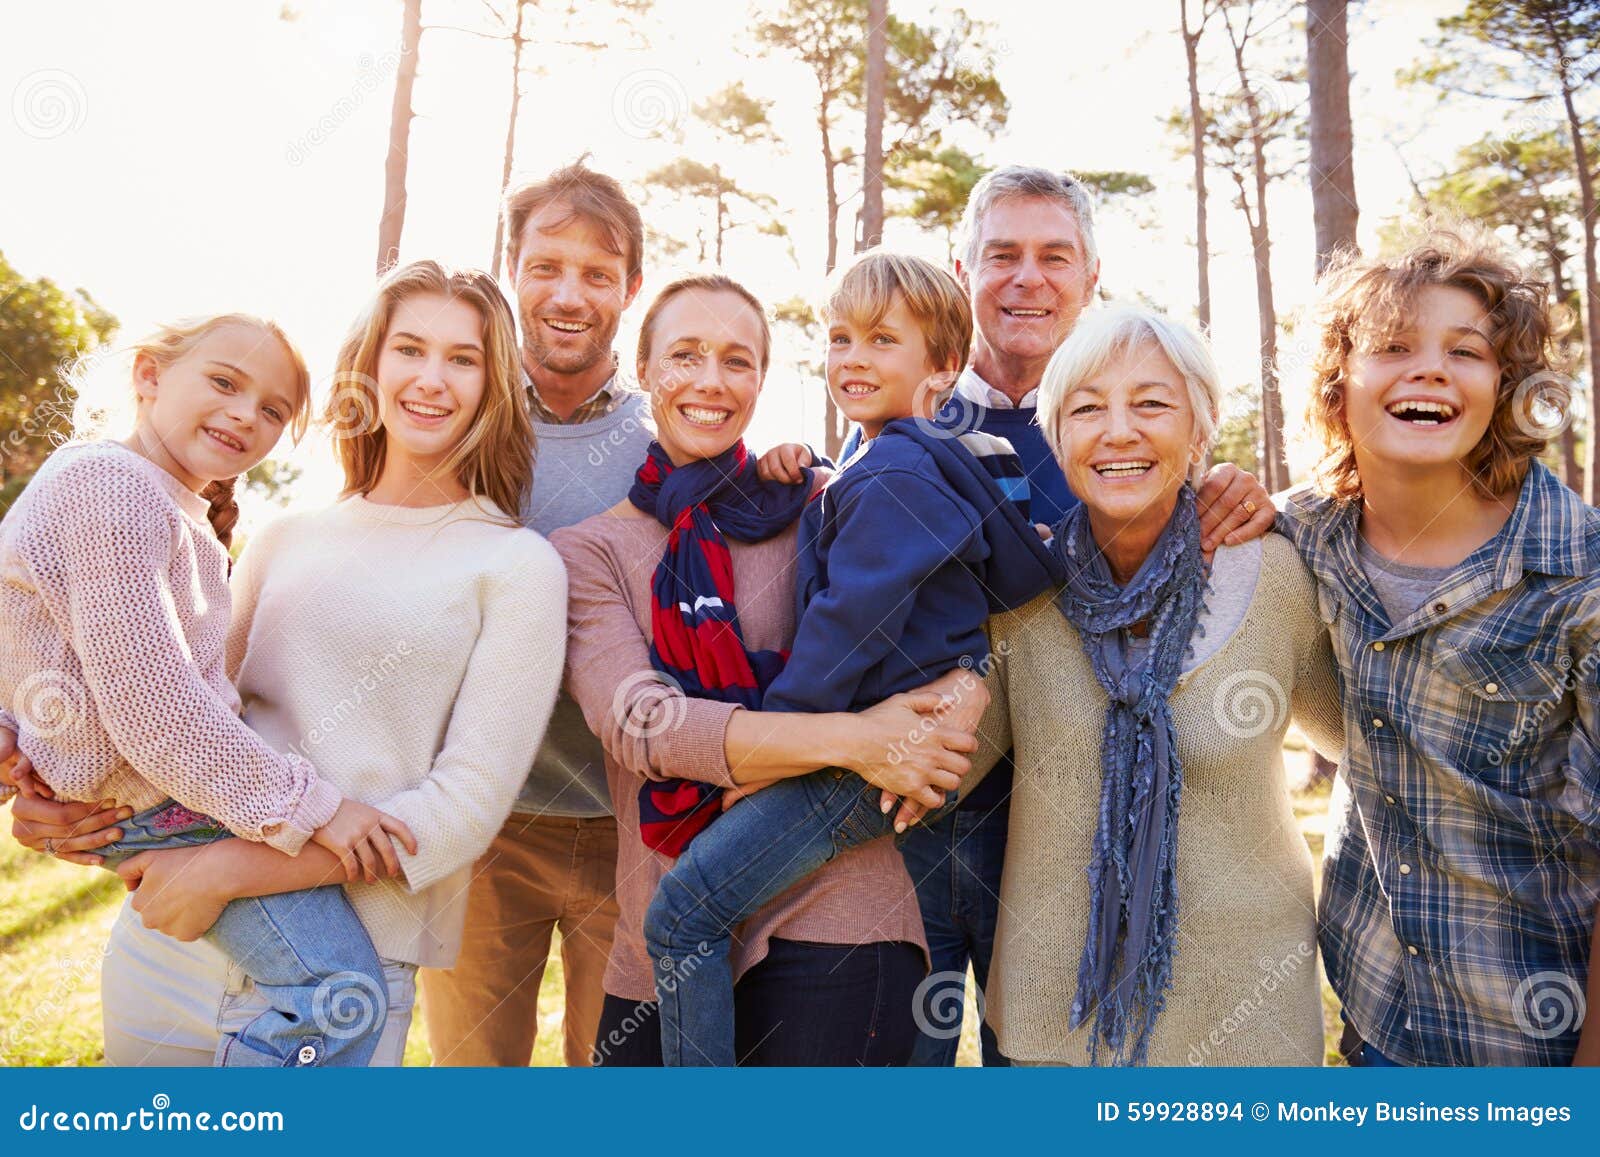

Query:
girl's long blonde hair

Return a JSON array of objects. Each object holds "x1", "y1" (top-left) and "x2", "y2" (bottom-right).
[
  {"x1": 325, "y1": 261, "x2": 534, "y2": 520},
  {"x1": 73, "y1": 314, "x2": 312, "y2": 548}
]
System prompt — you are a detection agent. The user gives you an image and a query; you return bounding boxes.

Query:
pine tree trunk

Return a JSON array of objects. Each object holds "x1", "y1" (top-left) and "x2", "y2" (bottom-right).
[
  {"x1": 1557, "y1": 74, "x2": 1600, "y2": 504},
  {"x1": 1307, "y1": 0, "x2": 1358, "y2": 274},
  {"x1": 376, "y1": 0, "x2": 422, "y2": 275},
  {"x1": 1181, "y1": 0, "x2": 1211, "y2": 330},
  {"x1": 860, "y1": 0, "x2": 887, "y2": 253},
  {"x1": 490, "y1": 0, "x2": 529, "y2": 280}
]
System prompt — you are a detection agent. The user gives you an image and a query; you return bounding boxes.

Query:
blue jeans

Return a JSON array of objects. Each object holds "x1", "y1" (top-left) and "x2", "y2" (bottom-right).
[
  {"x1": 643, "y1": 767, "x2": 908, "y2": 1066},
  {"x1": 897, "y1": 795, "x2": 1011, "y2": 1066},
  {"x1": 101, "y1": 800, "x2": 388, "y2": 1067},
  {"x1": 593, "y1": 937, "x2": 924, "y2": 1066}
]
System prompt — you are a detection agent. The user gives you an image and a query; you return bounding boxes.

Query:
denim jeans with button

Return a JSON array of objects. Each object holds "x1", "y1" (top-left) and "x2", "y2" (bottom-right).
[
  {"x1": 896, "y1": 794, "x2": 1011, "y2": 1066},
  {"x1": 101, "y1": 799, "x2": 388, "y2": 1067},
  {"x1": 644, "y1": 766, "x2": 917, "y2": 1066}
]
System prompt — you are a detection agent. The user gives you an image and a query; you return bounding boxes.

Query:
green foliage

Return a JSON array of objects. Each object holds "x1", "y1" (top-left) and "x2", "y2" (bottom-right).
[
  {"x1": 1407, "y1": 0, "x2": 1600, "y2": 103},
  {"x1": 1212, "y1": 384, "x2": 1261, "y2": 475},
  {"x1": 0, "y1": 252, "x2": 118, "y2": 510},
  {"x1": 885, "y1": 145, "x2": 986, "y2": 255}
]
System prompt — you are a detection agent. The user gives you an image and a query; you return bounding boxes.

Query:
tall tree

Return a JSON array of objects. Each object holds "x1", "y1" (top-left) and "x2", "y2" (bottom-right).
[
  {"x1": 489, "y1": 0, "x2": 533, "y2": 280},
  {"x1": 376, "y1": 0, "x2": 422, "y2": 274},
  {"x1": 1180, "y1": 0, "x2": 1217, "y2": 329},
  {"x1": 760, "y1": 0, "x2": 1007, "y2": 455},
  {"x1": 860, "y1": 0, "x2": 887, "y2": 252},
  {"x1": 644, "y1": 83, "x2": 785, "y2": 266},
  {"x1": 0, "y1": 252, "x2": 117, "y2": 512},
  {"x1": 1208, "y1": 0, "x2": 1301, "y2": 493},
  {"x1": 1414, "y1": 0, "x2": 1600, "y2": 499},
  {"x1": 886, "y1": 145, "x2": 985, "y2": 261},
  {"x1": 1306, "y1": 0, "x2": 1358, "y2": 273}
]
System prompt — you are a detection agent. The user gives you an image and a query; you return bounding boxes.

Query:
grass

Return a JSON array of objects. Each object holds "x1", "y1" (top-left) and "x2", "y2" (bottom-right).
[{"x1": 1, "y1": 747, "x2": 1339, "y2": 1067}]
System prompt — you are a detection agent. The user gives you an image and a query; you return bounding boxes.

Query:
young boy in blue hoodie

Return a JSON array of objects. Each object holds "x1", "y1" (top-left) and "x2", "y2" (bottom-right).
[{"x1": 643, "y1": 251, "x2": 1063, "y2": 1065}]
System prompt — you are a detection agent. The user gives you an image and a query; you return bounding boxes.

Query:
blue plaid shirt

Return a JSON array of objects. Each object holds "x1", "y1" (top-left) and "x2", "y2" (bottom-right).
[{"x1": 1278, "y1": 461, "x2": 1600, "y2": 1065}]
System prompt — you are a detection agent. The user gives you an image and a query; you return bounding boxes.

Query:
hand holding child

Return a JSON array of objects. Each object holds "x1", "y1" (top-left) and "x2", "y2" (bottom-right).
[{"x1": 312, "y1": 799, "x2": 418, "y2": 883}]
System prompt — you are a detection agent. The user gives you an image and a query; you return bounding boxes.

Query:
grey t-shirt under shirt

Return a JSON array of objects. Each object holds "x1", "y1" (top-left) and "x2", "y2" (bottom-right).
[{"x1": 1356, "y1": 534, "x2": 1454, "y2": 626}]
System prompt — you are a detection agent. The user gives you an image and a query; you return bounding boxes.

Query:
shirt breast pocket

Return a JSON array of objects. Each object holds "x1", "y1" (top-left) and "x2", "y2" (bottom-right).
[{"x1": 1432, "y1": 644, "x2": 1569, "y2": 790}]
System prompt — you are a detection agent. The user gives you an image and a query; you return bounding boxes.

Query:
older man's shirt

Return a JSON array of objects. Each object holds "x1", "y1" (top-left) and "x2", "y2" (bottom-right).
[{"x1": 1277, "y1": 461, "x2": 1600, "y2": 1065}]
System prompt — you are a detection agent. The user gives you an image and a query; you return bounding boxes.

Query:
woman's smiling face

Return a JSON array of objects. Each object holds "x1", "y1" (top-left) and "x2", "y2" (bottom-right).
[{"x1": 641, "y1": 288, "x2": 766, "y2": 465}]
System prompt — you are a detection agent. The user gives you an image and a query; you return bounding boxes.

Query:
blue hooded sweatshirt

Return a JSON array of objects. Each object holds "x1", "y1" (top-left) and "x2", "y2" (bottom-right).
[{"x1": 762, "y1": 417, "x2": 1065, "y2": 715}]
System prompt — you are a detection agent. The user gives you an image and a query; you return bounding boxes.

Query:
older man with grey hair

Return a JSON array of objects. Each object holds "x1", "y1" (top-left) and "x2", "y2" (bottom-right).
[{"x1": 887, "y1": 164, "x2": 1275, "y2": 1066}]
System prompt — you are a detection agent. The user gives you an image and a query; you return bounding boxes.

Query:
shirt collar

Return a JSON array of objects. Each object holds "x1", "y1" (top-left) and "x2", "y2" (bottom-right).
[
  {"x1": 1282, "y1": 460, "x2": 1592, "y2": 586},
  {"x1": 955, "y1": 366, "x2": 1037, "y2": 410},
  {"x1": 524, "y1": 365, "x2": 624, "y2": 410},
  {"x1": 1495, "y1": 460, "x2": 1590, "y2": 582}
]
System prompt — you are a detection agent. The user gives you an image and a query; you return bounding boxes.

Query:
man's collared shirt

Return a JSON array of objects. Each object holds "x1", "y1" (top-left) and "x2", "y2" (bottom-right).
[
  {"x1": 954, "y1": 365, "x2": 1037, "y2": 411},
  {"x1": 1278, "y1": 462, "x2": 1600, "y2": 1065},
  {"x1": 526, "y1": 367, "x2": 630, "y2": 425}
]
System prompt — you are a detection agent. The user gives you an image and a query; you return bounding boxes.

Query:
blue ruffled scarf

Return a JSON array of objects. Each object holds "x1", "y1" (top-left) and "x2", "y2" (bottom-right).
[{"x1": 1049, "y1": 486, "x2": 1208, "y2": 1065}]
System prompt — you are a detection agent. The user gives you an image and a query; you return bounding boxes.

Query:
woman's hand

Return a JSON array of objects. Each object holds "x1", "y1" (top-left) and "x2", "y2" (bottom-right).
[
  {"x1": 311, "y1": 799, "x2": 419, "y2": 883},
  {"x1": 10, "y1": 791, "x2": 131, "y2": 866},
  {"x1": 117, "y1": 845, "x2": 231, "y2": 941},
  {"x1": 872, "y1": 667, "x2": 992, "y2": 831},
  {"x1": 846, "y1": 677, "x2": 986, "y2": 818},
  {"x1": 1195, "y1": 462, "x2": 1275, "y2": 553}
]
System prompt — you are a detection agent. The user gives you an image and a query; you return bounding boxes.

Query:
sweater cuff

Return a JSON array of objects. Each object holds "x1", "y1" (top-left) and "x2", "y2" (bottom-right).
[
  {"x1": 653, "y1": 699, "x2": 739, "y2": 789},
  {"x1": 263, "y1": 773, "x2": 343, "y2": 855}
]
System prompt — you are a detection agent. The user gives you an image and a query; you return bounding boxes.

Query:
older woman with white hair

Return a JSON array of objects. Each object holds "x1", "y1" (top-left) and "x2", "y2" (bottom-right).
[{"x1": 968, "y1": 304, "x2": 1344, "y2": 1066}]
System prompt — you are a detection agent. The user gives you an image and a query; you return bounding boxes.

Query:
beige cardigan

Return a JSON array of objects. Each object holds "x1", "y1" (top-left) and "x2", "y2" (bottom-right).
[{"x1": 973, "y1": 534, "x2": 1343, "y2": 1066}]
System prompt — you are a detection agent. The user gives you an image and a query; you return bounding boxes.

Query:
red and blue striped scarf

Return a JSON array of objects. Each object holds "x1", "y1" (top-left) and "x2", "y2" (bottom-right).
[{"x1": 629, "y1": 440, "x2": 814, "y2": 856}]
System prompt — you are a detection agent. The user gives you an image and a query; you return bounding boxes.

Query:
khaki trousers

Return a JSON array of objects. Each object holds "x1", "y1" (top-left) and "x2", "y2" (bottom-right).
[{"x1": 420, "y1": 813, "x2": 619, "y2": 1066}]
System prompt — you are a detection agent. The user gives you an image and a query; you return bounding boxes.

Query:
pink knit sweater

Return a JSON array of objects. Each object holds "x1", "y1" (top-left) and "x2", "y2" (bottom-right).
[
  {"x1": 551, "y1": 510, "x2": 927, "y2": 1003},
  {"x1": 0, "y1": 441, "x2": 340, "y2": 853}
]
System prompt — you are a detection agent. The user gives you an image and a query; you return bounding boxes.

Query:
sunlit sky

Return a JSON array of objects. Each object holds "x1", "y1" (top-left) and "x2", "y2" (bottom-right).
[{"x1": 3, "y1": 0, "x2": 1496, "y2": 532}]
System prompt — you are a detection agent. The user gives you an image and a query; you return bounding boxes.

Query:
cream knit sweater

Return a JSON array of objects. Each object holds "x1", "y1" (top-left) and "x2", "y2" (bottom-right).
[
  {"x1": 974, "y1": 535, "x2": 1344, "y2": 1066},
  {"x1": 227, "y1": 495, "x2": 567, "y2": 967}
]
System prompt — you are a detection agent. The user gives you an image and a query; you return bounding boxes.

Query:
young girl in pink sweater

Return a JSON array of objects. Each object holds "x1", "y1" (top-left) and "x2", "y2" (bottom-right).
[{"x1": 0, "y1": 314, "x2": 415, "y2": 1067}]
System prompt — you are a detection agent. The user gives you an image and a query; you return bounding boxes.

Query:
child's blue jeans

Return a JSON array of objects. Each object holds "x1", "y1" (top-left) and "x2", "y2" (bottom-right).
[
  {"x1": 643, "y1": 766, "x2": 925, "y2": 1066},
  {"x1": 100, "y1": 799, "x2": 388, "y2": 1067}
]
